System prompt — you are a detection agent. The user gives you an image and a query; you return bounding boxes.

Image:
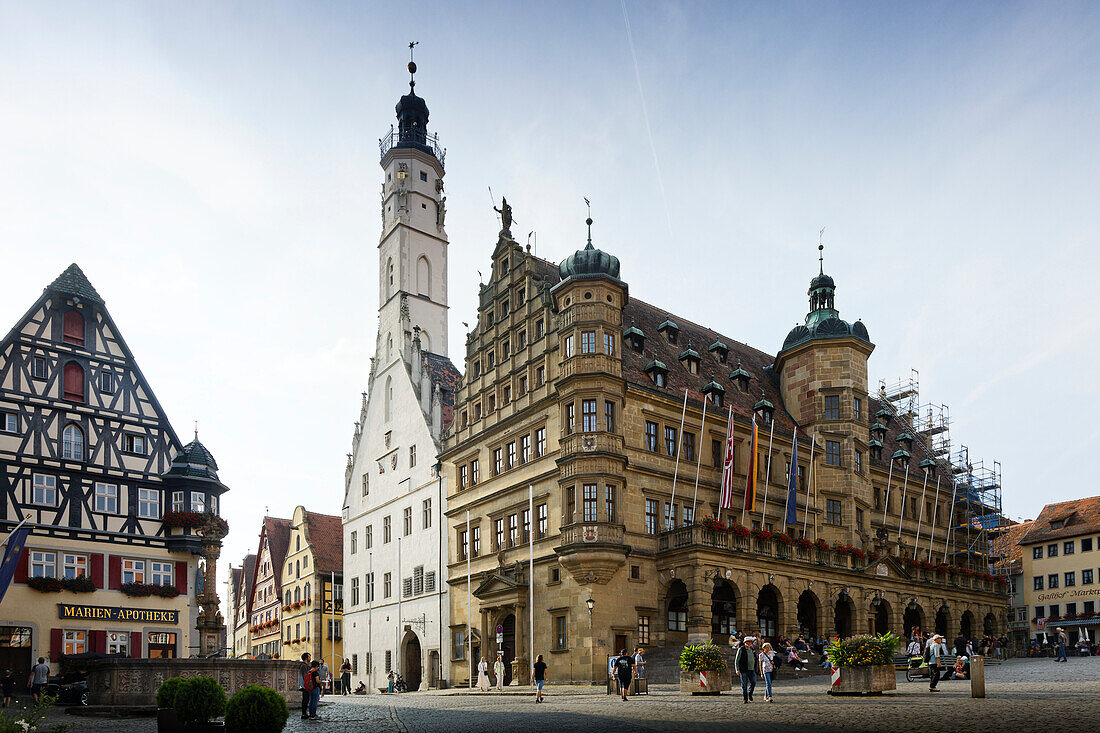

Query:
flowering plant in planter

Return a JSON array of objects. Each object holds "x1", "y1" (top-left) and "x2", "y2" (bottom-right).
[
  {"x1": 825, "y1": 632, "x2": 900, "y2": 668},
  {"x1": 27, "y1": 576, "x2": 63, "y2": 592},
  {"x1": 729, "y1": 523, "x2": 750, "y2": 538},
  {"x1": 774, "y1": 532, "x2": 793, "y2": 546},
  {"x1": 751, "y1": 528, "x2": 774, "y2": 541},
  {"x1": 700, "y1": 516, "x2": 726, "y2": 531},
  {"x1": 814, "y1": 538, "x2": 830, "y2": 551},
  {"x1": 679, "y1": 642, "x2": 729, "y2": 672},
  {"x1": 867, "y1": 551, "x2": 881, "y2": 562},
  {"x1": 833, "y1": 543, "x2": 854, "y2": 555},
  {"x1": 794, "y1": 536, "x2": 814, "y2": 549},
  {"x1": 849, "y1": 547, "x2": 866, "y2": 560},
  {"x1": 161, "y1": 511, "x2": 206, "y2": 529},
  {"x1": 121, "y1": 582, "x2": 180, "y2": 598}
]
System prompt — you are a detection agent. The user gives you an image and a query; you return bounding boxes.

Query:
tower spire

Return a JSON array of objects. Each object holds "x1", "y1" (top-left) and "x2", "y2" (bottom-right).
[
  {"x1": 408, "y1": 41, "x2": 419, "y2": 91},
  {"x1": 818, "y1": 227, "x2": 825, "y2": 275},
  {"x1": 584, "y1": 197, "x2": 593, "y2": 249}
]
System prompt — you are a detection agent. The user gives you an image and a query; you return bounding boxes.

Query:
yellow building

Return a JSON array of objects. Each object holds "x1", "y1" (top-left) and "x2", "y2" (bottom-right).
[
  {"x1": 442, "y1": 220, "x2": 1007, "y2": 685},
  {"x1": 280, "y1": 506, "x2": 344, "y2": 670},
  {"x1": 1018, "y1": 497, "x2": 1100, "y2": 646}
]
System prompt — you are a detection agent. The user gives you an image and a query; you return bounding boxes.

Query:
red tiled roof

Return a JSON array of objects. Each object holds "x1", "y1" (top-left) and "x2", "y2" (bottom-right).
[
  {"x1": 262, "y1": 517, "x2": 292, "y2": 595},
  {"x1": 1019, "y1": 497, "x2": 1100, "y2": 546},
  {"x1": 422, "y1": 351, "x2": 462, "y2": 431},
  {"x1": 991, "y1": 520, "x2": 1031, "y2": 572},
  {"x1": 239, "y1": 553, "x2": 257, "y2": 613},
  {"x1": 303, "y1": 510, "x2": 343, "y2": 574}
]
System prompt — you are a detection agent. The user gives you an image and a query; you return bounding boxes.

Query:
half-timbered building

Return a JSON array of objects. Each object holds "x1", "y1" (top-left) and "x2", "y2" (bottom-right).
[
  {"x1": 0, "y1": 264, "x2": 229, "y2": 677},
  {"x1": 248, "y1": 516, "x2": 290, "y2": 657}
]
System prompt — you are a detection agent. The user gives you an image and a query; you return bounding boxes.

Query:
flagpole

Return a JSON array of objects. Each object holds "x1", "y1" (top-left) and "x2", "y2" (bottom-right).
[
  {"x1": 758, "y1": 418, "x2": 776, "y2": 529},
  {"x1": 466, "y1": 509, "x2": 472, "y2": 689},
  {"x1": 667, "y1": 388, "x2": 689, "y2": 531},
  {"x1": 926, "y1": 475, "x2": 942, "y2": 563},
  {"x1": 913, "y1": 467, "x2": 930, "y2": 559},
  {"x1": 528, "y1": 484, "x2": 534, "y2": 684},
  {"x1": 783, "y1": 428, "x2": 798, "y2": 525},
  {"x1": 801, "y1": 433, "x2": 816, "y2": 538},
  {"x1": 0, "y1": 514, "x2": 31, "y2": 548},
  {"x1": 740, "y1": 417, "x2": 756, "y2": 527},
  {"x1": 895, "y1": 461, "x2": 911, "y2": 541},
  {"x1": 689, "y1": 401, "x2": 709, "y2": 522},
  {"x1": 368, "y1": 552, "x2": 373, "y2": 692},
  {"x1": 943, "y1": 479, "x2": 958, "y2": 565},
  {"x1": 719, "y1": 406, "x2": 734, "y2": 527},
  {"x1": 880, "y1": 459, "x2": 895, "y2": 527}
]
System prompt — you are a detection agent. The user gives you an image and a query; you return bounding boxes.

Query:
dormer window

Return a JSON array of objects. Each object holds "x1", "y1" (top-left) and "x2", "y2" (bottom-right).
[
  {"x1": 702, "y1": 379, "x2": 725, "y2": 408},
  {"x1": 870, "y1": 422, "x2": 887, "y2": 439},
  {"x1": 623, "y1": 323, "x2": 645, "y2": 353},
  {"x1": 658, "y1": 318, "x2": 679, "y2": 344},
  {"x1": 875, "y1": 407, "x2": 892, "y2": 426},
  {"x1": 754, "y1": 392, "x2": 774, "y2": 424},
  {"x1": 708, "y1": 339, "x2": 729, "y2": 364},
  {"x1": 1051, "y1": 520, "x2": 1065, "y2": 530},
  {"x1": 679, "y1": 345, "x2": 700, "y2": 375},
  {"x1": 644, "y1": 357, "x2": 668, "y2": 388},
  {"x1": 730, "y1": 361, "x2": 751, "y2": 393},
  {"x1": 869, "y1": 439, "x2": 883, "y2": 461},
  {"x1": 897, "y1": 432, "x2": 914, "y2": 451}
]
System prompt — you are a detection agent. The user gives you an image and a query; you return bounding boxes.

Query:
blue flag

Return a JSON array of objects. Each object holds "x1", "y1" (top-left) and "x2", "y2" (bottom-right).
[
  {"x1": 785, "y1": 428, "x2": 799, "y2": 525},
  {"x1": 0, "y1": 523, "x2": 31, "y2": 604}
]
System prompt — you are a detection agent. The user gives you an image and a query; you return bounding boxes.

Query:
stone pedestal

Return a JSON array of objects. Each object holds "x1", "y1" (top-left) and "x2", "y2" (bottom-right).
[{"x1": 84, "y1": 658, "x2": 299, "y2": 706}]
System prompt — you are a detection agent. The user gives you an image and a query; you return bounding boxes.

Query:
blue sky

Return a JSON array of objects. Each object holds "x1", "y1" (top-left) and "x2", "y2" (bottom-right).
[{"x1": 2, "y1": 1, "x2": 1098, "y2": 580}]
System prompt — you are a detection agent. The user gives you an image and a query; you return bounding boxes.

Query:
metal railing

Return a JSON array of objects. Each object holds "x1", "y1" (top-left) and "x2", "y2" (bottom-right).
[{"x1": 379, "y1": 127, "x2": 445, "y2": 168}]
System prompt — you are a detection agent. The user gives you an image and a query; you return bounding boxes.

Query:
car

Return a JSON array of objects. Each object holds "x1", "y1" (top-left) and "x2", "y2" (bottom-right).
[{"x1": 46, "y1": 678, "x2": 89, "y2": 706}]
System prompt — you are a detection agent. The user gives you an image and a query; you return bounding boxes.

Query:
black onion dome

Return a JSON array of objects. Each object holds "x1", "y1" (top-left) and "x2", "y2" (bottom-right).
[
  {"x1": 162, "y1": 438, "x2": 229, "y2": 494},
  {"x1": 816, "y1": 316, "x2": 850, "y2": 336},
  {"x1": 808, "y1": 272, "x2": 835, "y2": 292},
  {"x1": 396, "y1": 89, "x2": 428, "y2": 119},
  {"x1": 558, "y1": 242, "x2": 621, "y2": 283},
  {"x1": 852, "y1": 319, "x2": 870, "y2": 341},
  {"x1": 783, "y1": 325, "x2": 810, "y2": 350}
]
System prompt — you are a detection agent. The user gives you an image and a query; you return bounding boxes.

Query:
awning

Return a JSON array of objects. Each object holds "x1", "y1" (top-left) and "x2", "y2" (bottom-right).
[{"x1": 1046, "y1": 618, "x2": 1100, "y2": 628}]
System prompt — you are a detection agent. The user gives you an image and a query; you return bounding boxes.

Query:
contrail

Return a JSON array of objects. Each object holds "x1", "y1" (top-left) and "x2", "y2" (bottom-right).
[{"x1": 621, "y1": 0, "x2": 674, "y2": 239}]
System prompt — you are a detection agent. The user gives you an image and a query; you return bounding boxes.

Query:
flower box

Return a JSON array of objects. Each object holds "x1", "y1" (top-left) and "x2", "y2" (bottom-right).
[
  {"x1": 121, "y1": 582, "x2": 180, "y2": 598},
  {"x1": 828, "y1": 665, "x2": 897, "y2": 696},
  {"x1": 679, "y1": 668, "x2": 731, "y2": 695},
  {"x1": 729, "y1": 524, "x2": 750, "y2": 539}
]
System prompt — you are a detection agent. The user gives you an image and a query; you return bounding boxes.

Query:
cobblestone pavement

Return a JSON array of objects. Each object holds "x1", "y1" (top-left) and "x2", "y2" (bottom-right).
[{"x1": 38, "y1": 657, "x2": 1100, "y2": 733}]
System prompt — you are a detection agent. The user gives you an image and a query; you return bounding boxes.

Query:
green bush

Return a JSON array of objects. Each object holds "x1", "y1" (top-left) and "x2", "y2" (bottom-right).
[
  {"x1": 155, "y1": 676, "x2": 186, "y2": 709},
  {"x1": 825, "y1": 632, "x2": 900, "y2": 667},
  {"x1": 679, "y1": 641, "x2": 728, "y2": 672},
  {"x1": 225, "y1": 685, "x2": 290, "y2": 733},
  {"x1": 173, "y1": 676, "x2": 227, "y2": 725}
]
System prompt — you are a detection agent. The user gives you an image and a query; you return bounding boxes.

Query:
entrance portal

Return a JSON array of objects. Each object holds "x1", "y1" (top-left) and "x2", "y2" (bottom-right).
[
  {"x1": 903, "y1": 604, "x2": 924, "y2": 639},
  {"x1": 873, "y1": 600, "x2": 890, "y2": 635},
  {"x1": 0, "y1": 628, "x2": 31, "y2": 687},
  {"x1": 501, "y1": 614, "x2": 515, "y2": 686},
  {"x1": 797, "y1": 591, "x2": 818, "y2": 639},
  {"x1": 935, "y1": 607, "x2": 949, "y2": 636},
  {"x1": 712, "y1": 581, "x2": 737, "y2": 641},
  {"x1": 757, "y1": 586, "x2": 780, "y2": 639},
  {"x1": 835, "y1": 597, "x2": 854, "y2": 638},
  {"x1": 403, "y1": 634, "x2": 422, "y2": 691}
]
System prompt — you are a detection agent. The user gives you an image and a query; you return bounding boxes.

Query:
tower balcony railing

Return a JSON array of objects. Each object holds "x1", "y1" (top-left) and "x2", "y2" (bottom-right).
[
  {"x1": 379, "y1": 127, "x2": 446, "y2": 169},
  {"x1": 557, "y1": 521, "x2": 625, "y2": 548}
]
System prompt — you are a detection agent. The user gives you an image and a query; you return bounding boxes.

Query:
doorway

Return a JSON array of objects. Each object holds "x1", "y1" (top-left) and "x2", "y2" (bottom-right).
[
  {"x1": 0, "y1": 628, "x2": 31, "y2": 688},
  {"x1": 147, "y1": 632, "x2": 177, "y2": 659},
  {"x1": 757, "y1": 586, "x2": 780, "y2": 639},
  {"x1": 403, "y1": 634, "x2": 422, "y2": 691},
  {"x1": 500, "y1": 614, "x2": 515, "y2": 686},
  {"x1": 615, "y1": 634, "x2": 628, "y2": 654},
  {"x1": 835, "y1": 597, "x2": 854, "y2": 638},
  {"x1": 797, "y1": 592, "x2": 818, "y2": 639}
]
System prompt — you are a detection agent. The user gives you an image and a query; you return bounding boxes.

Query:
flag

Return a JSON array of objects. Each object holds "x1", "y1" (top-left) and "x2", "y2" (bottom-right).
[
  {"x1": 0, "y1": 522, "x2": 31, "y2": 604},
  {"x1": 744, "y1": 417, "x2": 758, "y2": 513},
  {"x1": 785, "y1": 427, "x2": 799, "y2": 525},
  {"x1": 718, "y1": 407, "x2": 736, "y2": 509}
]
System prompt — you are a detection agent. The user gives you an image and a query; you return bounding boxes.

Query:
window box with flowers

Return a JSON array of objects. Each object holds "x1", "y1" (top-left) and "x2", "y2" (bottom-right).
[
  {"x1": 729, "y1": 523, "x2": 750, "y2": 539},
  {"x1": 699, "y1": 516, "x2": 726, "y2": 532},
  {"x1": 27, "y1": 576, "x2": 96, "y2": 593},
  {"x1": 120, "y1": 582, "x2": 180, "y2": 598}
]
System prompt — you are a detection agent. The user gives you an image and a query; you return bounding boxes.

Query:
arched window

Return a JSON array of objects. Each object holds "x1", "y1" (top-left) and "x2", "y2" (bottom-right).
[
  {"x1": 295, "y1": 560, "x2": 300, "y2": 579},
  {"x1": 387, "y1": 258, "x2": 394, "y2": 299},
  {"x1": 63, "y1": 362, "x2": 85, "y2": 402},
  {"x1": 304, "y1": 582, "x2": 311, "y2": 600},
  {"x1": 416, "y1": 255, "x2": 431, "y2": 297},
  {"x1": 667, "y1": 580, "x2": 688, "y2": 632},
  {"x1": 62, "y1": 424, "x2": 84, "y2": 460},
  {"x1": 295, "y1": 587, "x2": 301, "y2": 603},
  {"x1": 385, "y1": 376, "x2": 393, "y2": 422},
  {"x1": 420, "y1": 330, "x2": 431, "y2": 353},
  {"x1": 296, "y1": 536, "x2": 301, "y2": 551},
  {"x1": 62, "y1": 310, "x2": 84, "y2": 346},
  {"x1": 285, "y1": 590, "x2": 291, "y2": 606}
]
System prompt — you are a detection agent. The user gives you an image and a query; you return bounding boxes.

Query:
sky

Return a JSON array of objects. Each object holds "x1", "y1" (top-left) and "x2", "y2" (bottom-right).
[{"x1": 2, "y1": 1, "x2": 1099, "y2": 608}]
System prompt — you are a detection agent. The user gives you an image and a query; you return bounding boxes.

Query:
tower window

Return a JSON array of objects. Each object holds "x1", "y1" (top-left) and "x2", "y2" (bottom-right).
[
  {"x1": 63, "y1": 362, "x2": 85, "y2": 402},
  {"x1": 419, "y1": 171, "x2": 427, "y2": 182},
  {"x1": 825, "y1": 440, "x2": 841, "y2": 466},
  {"x1": 62, "y1": 424, "x2": 84, "y2": 461},
  {"x1": 823, "y1": 395, "x2": 840, "y2": 420},
  {"x1": 62, "y1": 310, "x2": 85, "y2": 346}
]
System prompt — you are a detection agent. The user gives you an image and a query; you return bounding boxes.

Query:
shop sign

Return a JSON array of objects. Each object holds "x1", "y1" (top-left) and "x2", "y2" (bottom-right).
[{"x1": 58, "y1": 604, "x2": 178, "y2": 624}]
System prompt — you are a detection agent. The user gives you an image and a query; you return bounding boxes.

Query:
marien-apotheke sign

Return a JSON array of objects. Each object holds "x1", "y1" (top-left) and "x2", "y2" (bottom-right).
[{"x1": 57, "y1": 604, "x2": 179, "y2": 624}]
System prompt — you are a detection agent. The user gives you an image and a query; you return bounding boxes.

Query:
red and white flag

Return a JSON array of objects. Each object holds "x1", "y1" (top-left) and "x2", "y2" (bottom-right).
[{"x1": 719, "y1": 406, "x2": 736, "y2": 509}]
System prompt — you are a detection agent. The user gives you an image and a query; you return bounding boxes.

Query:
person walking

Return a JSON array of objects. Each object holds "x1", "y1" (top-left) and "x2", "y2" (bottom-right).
[
  {"x1": 906, "y1": 636, "x2": 923, "y2": 657},
  {"x1": 318, "y1": 658, "x2": 330, "y2": 696},
  {"x1": 297, "y1": 653, "x2": 312, "y2": 719},
  {"x1": 387, "y1": 671, "x2": 395, "y2": 694},
  {"x1": 493, "y1": 655, "x2": 505, "y2": 692},
  {"x1": 927, "y1": 634, "x2": 948, "y2": 692},
  {"x1": 1055, "y1": 628, "x2": 1069, "y2": 662},
  {"x1": 340, "y1": 658, "x2": 352, "y2": 695},
  {"x1": 613, "y1": 648, "x2": 633, "y2": 700},
  {"x1": 733, "y1": 639, "x2": 757, "y2": 703},
  {"x1": 2, "y1": 669, "x2": 15, "y2": 708},
  {"x1": 759, "y1": 642, "x2": 776, "y2": 702},
  {"x1": 307, "y1": 660, "x2": 322, "y2": 719},
  {"x1": 476, "y1": 657, "x2": 491, "y2": 692},
  {"x1": 28, "y1": 657, "x2": 50, "y2": 704},
  {"x1": 953, "y1": 632, "x2": 967, "y2": 658},
  {"x1": 531, "y1": 654, "x2": 547, "y2": 703},
  {"x1": 633, "y1": 648, "x2": 646, "y2": 688}
]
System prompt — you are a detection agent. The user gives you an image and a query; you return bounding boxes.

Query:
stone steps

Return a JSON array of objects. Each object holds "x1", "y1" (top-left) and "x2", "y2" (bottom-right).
[{"x1": 642, "y1": 645, "x2": 829, "y2": 683}]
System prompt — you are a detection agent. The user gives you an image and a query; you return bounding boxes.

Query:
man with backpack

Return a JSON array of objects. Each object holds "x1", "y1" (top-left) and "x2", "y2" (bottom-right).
[
  {"x1": 297, "y1": 652, "x2": 312, "y2": 720},
  {"x1": 926, "y1": 634, "x2": 948, "y2": 692}
]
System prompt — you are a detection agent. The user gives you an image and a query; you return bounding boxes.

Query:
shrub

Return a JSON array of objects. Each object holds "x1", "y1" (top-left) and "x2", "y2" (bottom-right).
[
  {"x1": 174, "y1": 676, "x2": 227, "y2": 725},
  {"x1": 679, "y1": 642, "x2": 728, "y2": 672},
  {"x1": 225, "y1": 684, "x2": 290, "y2": 733},
  {"x1": 156, "y1": 676, "x2": 187, "y2": 709},
  {"x1": 825, "y1": 633, "x2": 900, "y2": 667}
]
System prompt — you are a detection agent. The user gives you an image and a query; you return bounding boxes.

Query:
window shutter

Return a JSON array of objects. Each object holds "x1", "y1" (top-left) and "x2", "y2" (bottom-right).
[
  {"x1": 425, "y1": 571, "x2": 436, "y2": 593},
  {"x1": 62, "y1": 310, "x2": 84, "y2": 346},
  {"x1": 63, "y1": 362, "x2": 85, "y2": 402},
  {"x1": 108, "y1": 556, "x2": 121, "y2": 590},
  {"x1": 90, "y1": 630, "x2": 106, "y2": 655},
  {"x1": 90, "y1": 553, "x2": 104, "y2": 589},
  {"x1": 175, "y1": 561, "x2": 188, "y2": 595},
  {"x1": 13, "y1": 546, "x2": 29, "y2": 583},
  {"x1": 50, "y1": 628, "x2": 62, "y2": 659},
  {"x1": 130, "y1": 631, "x2": 142, "y2": 658}
]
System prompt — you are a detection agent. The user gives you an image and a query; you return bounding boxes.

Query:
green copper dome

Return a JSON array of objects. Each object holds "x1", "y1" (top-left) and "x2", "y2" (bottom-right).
[{"x1": 558, "y1": 216, "x2": 620, "y2": 284}]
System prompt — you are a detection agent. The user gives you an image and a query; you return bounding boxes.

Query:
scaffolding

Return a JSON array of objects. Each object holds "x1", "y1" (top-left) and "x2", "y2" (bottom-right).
[{"x1": 877, "y1": 370, "x2": 1005, "y2": 571}]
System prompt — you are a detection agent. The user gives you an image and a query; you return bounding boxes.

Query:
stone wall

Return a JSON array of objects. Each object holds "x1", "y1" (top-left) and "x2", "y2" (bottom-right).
[{"x1": 82, "y1": 658, "x2": 299, "y2": 707}]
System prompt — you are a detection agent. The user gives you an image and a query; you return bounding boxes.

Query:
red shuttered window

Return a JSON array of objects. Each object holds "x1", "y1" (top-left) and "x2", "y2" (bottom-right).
[
  {"x1": 62, "y1": 310, "x2": 84, "y2": 346},
  {"x1": 63, "y1": 362, "x2": 84, "y2": 402}
]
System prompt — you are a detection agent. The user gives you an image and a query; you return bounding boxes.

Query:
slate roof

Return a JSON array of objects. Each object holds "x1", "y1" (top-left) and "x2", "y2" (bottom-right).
[
  {"x1": 991, "y1": 520, "x2": 1032, "y2": 574},
  {"x1": 262, "y1": 517, "x2": 292, "y2": 594},
  {"x1": 422, "y1": 351, "x2": 462, "y2": 431},
  {"x1": 302, "y1": 510, "x2": 343, "y2": 574},
  {"x1": 47, "y1": 263, "x2": 104, "y2": 305},
  {"x1": 1019, "y1": 497, "x2": 1100, "y2": 546}
]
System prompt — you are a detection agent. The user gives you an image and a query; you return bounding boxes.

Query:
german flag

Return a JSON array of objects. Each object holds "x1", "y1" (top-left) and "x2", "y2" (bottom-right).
[{"x1": 744, "y1": 417, "x2": 758, "y2": 513}]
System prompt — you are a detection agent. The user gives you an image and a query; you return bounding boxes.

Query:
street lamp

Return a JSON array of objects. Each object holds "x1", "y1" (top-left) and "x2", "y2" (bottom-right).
[
  {"x1": 585, "y1": 597, "x2": 596, "y2": 684},
  {"x1": 585, "y1": 597, "x2": 595, "y2": 615}
]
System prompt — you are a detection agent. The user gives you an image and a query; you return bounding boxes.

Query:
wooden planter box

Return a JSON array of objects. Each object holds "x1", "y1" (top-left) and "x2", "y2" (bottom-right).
[
  {"x1": 679, "y1": 669, "x2": 731, "y2": 695},
  {"x1": 828, "y1": 665, "x2": 897, "y2": 696}
]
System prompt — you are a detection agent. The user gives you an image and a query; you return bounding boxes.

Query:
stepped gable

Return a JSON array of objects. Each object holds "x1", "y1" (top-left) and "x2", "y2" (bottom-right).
[
  {"x1": 620, "y1": 298, "x2": 796, "y2": 433},
  {"x1": 1019, "y1": 497, "x2": 1100, "y2": 546},
  {"x1": 303, "y1": 510, "x2": 343, "y2": 574},
  {"x1": 422, "y1": 351, "x2": 462, "y2": 431},
  {"x1": 47, "y1": 262, "x2": 104, "y2": 304}
]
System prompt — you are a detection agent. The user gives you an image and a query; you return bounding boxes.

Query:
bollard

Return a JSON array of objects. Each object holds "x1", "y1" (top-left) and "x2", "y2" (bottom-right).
[{"x1": 970, "y1": 655, "x2": 985, "y2": 698}]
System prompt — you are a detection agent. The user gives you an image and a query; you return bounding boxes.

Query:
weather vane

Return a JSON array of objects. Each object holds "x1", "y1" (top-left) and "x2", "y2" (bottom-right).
[
  {"x1": 818, "y1": 227, "x2": 825, "y2": 274},
  {"x1": 408, "y1": 41, "x2": 419, "y2": 87},
  {"x1": 584, "y1": 197, "x2": 593, "y2": 245}
]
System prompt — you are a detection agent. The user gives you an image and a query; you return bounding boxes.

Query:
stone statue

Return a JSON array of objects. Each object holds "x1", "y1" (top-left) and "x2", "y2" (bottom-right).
[
  {"x1": 493, "y1": 197, "x2": 513, "y2": 234},
  {"x1": 437, "y1": 195, "x2": 446, "y2": 228}
]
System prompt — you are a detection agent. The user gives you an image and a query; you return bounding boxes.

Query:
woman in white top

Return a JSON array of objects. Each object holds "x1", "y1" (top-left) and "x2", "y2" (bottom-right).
[
  {"x1": 758, "y1": 643, "x2": 776, "y2": 702},
  {"x1": 476, "y1": 657, "x2": 491, "y2": 692},
  {"x1": 493, "y1": 656, "x2": 505, "y2": 691}
]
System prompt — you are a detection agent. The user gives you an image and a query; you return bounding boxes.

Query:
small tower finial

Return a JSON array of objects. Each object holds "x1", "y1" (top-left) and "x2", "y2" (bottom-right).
[
  {"x1": 407, "y1": 41, "x2": 419, "y2": 90},
  {"x1": 194, "y1": 420, "x2": 199, "y2": 441},
  {"x1": 818, "y1": 227, "x2": 825, "y2": 275},
  {"x1": 584, "y1": 197, "x2": 593, "y2": 248}
]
